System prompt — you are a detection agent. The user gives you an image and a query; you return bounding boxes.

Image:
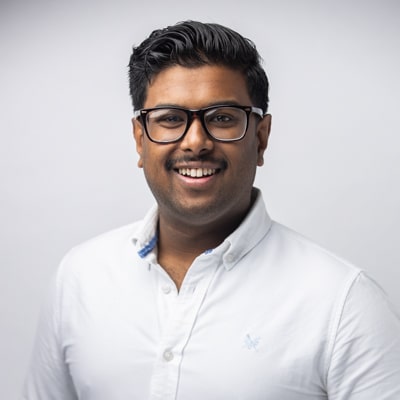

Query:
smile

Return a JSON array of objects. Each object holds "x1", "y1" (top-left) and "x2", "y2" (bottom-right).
[{"x1": 178, "y1": 168, "x2": 217, "y2": 178}]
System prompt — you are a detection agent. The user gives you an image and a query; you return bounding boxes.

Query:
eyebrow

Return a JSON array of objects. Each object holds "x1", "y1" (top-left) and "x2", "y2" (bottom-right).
[{"x1": 147, "y1": 100, "x2": 245, "y2": 109}]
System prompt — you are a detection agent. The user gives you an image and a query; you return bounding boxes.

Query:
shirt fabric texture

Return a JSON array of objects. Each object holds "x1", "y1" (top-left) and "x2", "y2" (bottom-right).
[{"x1": 22, "y1": 189, "x2": 400, "y2": 399}]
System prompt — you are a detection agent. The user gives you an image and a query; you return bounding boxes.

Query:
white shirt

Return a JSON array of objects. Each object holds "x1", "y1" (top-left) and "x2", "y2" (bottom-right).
[{"x1": 23, "y1": 190, "x2": 400, "y2": 399}]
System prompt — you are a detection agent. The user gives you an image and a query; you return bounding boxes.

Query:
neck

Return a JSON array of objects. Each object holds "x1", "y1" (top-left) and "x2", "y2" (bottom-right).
[{"x1": 156, "y1": 189, "x2": 257, "y2": 289}]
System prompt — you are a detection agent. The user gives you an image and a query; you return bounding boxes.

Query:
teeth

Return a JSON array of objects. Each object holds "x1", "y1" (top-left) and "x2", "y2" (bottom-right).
[{"x1": 178, "y1": 168, "x2": 216, "y2": 177}]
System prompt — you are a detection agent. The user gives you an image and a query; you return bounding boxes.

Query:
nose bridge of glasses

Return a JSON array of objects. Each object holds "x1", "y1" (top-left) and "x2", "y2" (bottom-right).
[{"x1": 185, "y1": 109, "x2": 209, "y2": 135}]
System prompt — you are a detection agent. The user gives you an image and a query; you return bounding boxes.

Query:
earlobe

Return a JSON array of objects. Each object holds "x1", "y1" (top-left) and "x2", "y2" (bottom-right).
[
  {"x1": 132, "y1": 118, "x2": 144, "y2": 168},
  {"x1": 256, "y1": 114, "x2": 272, "y2": 166}
]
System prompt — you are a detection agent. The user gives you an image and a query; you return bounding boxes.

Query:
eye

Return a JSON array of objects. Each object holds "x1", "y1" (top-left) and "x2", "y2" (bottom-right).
[
  {"x1": 148, "y1": 109, "x2": 186, "y2": 129},
  {"x1": 159, "y1": 114, "x2": 184, "y2": 123},
  {"x1": 213, "y1": 114, "x2": 232, "y2": 123},
  {"x1": 206, "y1": 109, "x2": 240, "y2": 127}
]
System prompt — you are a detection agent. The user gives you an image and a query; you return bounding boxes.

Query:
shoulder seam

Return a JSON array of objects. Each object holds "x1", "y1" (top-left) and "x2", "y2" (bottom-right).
[{"x1": 324, "y1": 269, "x2": 364, "y2": 387}]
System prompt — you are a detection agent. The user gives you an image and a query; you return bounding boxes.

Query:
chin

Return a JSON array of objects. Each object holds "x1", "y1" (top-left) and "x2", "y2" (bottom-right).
[{"x1": 165, "y1": 198, "x2": 223, "y2": 222}]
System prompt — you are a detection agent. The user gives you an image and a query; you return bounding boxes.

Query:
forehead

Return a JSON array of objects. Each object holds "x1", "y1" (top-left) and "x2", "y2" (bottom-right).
[{"x1": 144, "y1": 65, "x2": 252, "y2": 109}]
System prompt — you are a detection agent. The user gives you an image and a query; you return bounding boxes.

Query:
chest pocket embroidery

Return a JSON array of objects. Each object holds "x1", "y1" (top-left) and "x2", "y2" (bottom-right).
[{"x1": 243, "y1": 333, "x2": 260, "y2": 351}]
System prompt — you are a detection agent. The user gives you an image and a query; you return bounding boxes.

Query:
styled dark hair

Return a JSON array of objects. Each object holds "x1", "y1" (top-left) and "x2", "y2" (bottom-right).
[{"x1": 128, "y1": 21, "x2": 269, "y2": 112}]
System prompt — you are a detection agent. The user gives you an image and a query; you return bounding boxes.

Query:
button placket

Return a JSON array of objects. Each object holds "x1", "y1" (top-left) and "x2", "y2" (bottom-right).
[{"x1": 150, "y1": 257, "x2": 221, "y2": 400}]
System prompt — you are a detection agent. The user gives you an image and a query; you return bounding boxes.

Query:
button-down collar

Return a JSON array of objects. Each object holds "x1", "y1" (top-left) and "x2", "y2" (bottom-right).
[{"x1": 131, "y1": 188, "x2": 272, "y2": 271}]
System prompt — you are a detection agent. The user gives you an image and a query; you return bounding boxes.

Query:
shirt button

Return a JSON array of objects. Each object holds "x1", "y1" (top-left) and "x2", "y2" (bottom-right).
[
  {"x1": 225, "y1": 253, "x2": 234, "y2": 263},
  {"x1": 162, "y1": 285, "x2": 172, "y2": 294},
  {"x1": 163, "y1": 349, "x2": 174, "y2": 362}
]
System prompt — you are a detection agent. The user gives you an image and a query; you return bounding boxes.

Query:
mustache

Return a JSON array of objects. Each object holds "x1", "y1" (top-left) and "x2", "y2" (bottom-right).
[{"x1": 166, "y1": 156, "x2": 227, "y2": 170}]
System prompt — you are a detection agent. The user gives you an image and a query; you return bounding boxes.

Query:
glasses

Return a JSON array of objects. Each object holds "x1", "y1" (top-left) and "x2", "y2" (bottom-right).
[{"x1": 133, "y1": 105, "x2": 264, "y2": 143}]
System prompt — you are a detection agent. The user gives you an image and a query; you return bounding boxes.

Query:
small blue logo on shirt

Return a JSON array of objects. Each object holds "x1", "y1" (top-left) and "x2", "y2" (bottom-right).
[{"x1": 244, "y1": 334, "x2": 260, "y2": 351}]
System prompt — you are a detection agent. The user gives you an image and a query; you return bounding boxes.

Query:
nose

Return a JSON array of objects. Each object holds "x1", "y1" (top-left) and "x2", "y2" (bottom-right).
[{"x1": 179, "y1": 114, "x2": 214, "y2": 155}]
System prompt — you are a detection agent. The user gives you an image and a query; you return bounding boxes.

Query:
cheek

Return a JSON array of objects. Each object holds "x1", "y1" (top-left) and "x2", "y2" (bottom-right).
[
  {"x1": 225, "y1": 145, "x2": 258, "y2": 188},
  {"x1": 140, "y1": 144, "x2": 168, "y2": 176},
  {"x1": 237, "y1": 138, "x2": 259, "y2": 167},
  {"x1": 139, "y1": 142, "x2": 153, "y2": 166}
]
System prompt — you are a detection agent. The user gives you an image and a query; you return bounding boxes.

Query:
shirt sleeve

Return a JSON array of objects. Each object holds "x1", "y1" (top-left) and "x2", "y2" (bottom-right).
[
  {"x1": 327, "y1": 272, "x2": 400, "y2": 399},
  {"x1": 21, "y1": 261, "x2": 78, "y2": 400}
]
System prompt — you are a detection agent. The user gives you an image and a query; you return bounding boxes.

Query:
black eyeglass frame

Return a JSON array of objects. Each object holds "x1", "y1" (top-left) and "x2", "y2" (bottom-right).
[{"x1": 133, "y1": 105, "x2": 264, "y2": 144}]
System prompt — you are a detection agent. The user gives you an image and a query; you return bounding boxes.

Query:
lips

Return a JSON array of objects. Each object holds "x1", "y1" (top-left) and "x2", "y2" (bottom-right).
[
  {"x1": 167, "y1": 156, "x2": 227, "y2": 181},
  {"x1": 178, "y1": 168, "x2": 217, "y2": 178}
]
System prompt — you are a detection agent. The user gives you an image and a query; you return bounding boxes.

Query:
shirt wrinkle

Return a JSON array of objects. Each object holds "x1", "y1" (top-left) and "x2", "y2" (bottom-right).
[{"x1": 324, "y1": 269, "x2": 362, "y2": 387}]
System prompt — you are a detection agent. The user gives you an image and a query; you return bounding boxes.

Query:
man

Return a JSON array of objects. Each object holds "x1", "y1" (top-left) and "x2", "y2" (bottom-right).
[{"x1": 23, "y1": 21, "x2": 400, "y2": 399}]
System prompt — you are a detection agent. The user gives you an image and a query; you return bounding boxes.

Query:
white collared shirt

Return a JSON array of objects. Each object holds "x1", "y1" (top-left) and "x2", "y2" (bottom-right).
[{"x1": 23, "y1": 190, "x2": 400, "y2": 399}]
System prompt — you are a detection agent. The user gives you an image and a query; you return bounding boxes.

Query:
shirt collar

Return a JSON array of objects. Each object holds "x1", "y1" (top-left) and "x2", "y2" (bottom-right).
[
  {"x1": 216, "y1": 188, "x2": 272, "y2": 270},
  {"x1": 131, "y1": 203, "x2": 159, "y2": 259},
  {"x1": 131, "y1": 188, "x2": 272, "y2": 270}
]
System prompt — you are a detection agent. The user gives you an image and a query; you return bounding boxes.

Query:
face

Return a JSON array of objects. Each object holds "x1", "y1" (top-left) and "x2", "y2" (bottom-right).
[{"x1": 133, "y1": 65, "x2": 271, "y2": 227}]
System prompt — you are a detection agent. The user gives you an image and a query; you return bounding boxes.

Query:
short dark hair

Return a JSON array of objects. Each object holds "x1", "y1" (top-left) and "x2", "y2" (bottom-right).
[{"x1": 128, "y1": 21, "x2": 269, "y2": 113}]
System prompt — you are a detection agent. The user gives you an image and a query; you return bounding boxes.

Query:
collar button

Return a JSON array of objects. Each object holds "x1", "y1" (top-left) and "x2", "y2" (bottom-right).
[{"x1": 225, "y1": 253, "x2": 234, "y2": 263}]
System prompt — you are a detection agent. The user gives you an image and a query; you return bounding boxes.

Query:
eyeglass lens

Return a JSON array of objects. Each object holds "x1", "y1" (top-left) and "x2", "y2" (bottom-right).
[{"x1": 145, "y1": 107, "x2": 248, "y2": 142}]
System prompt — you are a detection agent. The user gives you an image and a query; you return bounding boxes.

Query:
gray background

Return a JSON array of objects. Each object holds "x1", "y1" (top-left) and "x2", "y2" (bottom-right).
[{"x1": 1, "y1": 0, "x2": 399, "y2": 398}]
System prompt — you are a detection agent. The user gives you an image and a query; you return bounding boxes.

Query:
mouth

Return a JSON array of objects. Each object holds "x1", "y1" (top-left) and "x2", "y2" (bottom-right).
[
  {"x1": 177, "y1": 168, "x2": 218, "y2": 178},
  {"x1": 168, "y1": 157, "x2": 226, "y2": 181}
]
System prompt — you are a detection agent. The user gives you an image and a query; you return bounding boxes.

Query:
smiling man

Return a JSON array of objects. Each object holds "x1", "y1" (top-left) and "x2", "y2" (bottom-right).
[
  {"x1": 133, "y1": 64, "x2": 270, "y2": 288},
  {"x1": 23, "y1": 21, "x2": 400, "y2": 400}
]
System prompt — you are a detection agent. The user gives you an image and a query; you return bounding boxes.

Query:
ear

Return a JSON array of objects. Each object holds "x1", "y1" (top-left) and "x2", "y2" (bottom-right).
[
  {"x1": 132, "y1": 117, "x2": 144, "y2": 168},
  {"x1": 256, "y1": 114, "x2": 271, "y2": 166}
]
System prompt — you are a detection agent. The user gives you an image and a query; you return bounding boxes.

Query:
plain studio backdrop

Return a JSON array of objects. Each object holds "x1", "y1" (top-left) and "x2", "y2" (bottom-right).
[{"x1": 1, "y1": 0, "x2": 399, "y2": 397}]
